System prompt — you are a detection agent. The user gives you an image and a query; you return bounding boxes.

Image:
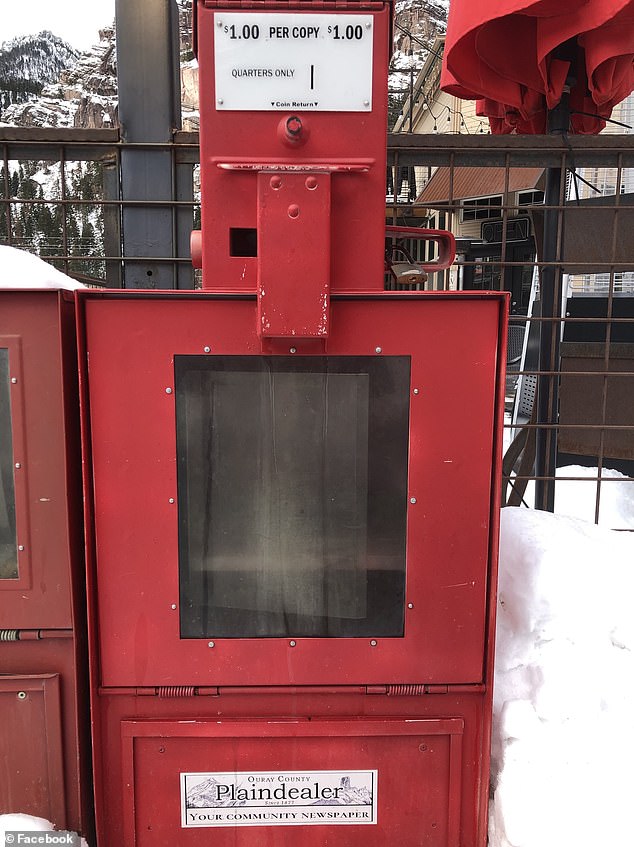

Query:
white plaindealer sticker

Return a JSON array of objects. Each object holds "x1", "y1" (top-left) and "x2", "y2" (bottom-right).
[{"x1": 181, "y1": 769, "x2": 378, "y2": 827}]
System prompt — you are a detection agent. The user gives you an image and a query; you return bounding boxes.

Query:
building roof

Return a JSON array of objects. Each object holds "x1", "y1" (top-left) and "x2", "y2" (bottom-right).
[{"x1": 416, "y1": 166, "x2": 544, "y2": 206}]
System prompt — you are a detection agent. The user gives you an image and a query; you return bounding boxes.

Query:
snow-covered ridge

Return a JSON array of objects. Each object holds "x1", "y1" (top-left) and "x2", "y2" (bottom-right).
[{"x1": 1, "y1": 26, "x2": 116, "y2": 129}]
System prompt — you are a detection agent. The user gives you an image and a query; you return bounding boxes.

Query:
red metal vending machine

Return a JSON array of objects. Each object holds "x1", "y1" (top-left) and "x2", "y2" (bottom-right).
[
  {"x1": 79, "y1": 1, "x2": 507, "y2": 845},
  {"x1": 0, "y1": 290, "x2": 91, "y2": 836}
]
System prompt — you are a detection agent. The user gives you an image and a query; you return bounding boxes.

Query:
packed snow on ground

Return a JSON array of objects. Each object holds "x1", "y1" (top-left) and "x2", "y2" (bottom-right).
[
  {"x1": 490, "y1": 506, "x2": 634, "y2": 847},
  {"x1": 0, "y1": 814, "x2": 88, "y2": 846},
  {"x1": 0, "y1": 245, "x2": 84, "y2": 289}
]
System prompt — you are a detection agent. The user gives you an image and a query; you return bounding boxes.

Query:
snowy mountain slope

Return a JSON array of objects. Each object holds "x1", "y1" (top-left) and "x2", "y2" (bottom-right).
[
  {"x1": 0, "y1": 26, "x2": 116, "y2": 129},
  {"x1": 0, "y1": 31, "x2": 79, "y2": 116}
]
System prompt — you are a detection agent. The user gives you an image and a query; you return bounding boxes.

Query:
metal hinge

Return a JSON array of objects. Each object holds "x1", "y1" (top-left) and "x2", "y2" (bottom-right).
[
  {"x1": 367, "y1": 684, "x2": 486, "y2": 696},
  {"x1": 0, "y1": 629, "x2": 73, "y2": 641},
  {"x1": 99, "y1": 686, "x2": 220, "y2": 697},
  {"x1": 99, "y1": 683, "x2": 486, "y2": 697}
]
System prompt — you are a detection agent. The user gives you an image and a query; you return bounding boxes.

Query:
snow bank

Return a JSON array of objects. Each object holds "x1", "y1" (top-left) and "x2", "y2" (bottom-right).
[
  {"x1": 0, "y1": 245, "x2": 84, "y2": 289},
  {"x1": 490, "y1": 507, "x2": 634, "y2": 847},
  {"x1": 555, "y1": 464, "x2": 634, "y2": 529},
  {"x1": 0, "y1": 815, "x2": 88, "y2": 846}
]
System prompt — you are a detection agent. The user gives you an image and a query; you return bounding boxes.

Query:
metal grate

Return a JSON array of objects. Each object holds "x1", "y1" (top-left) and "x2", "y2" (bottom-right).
[{"x1": 2, "y1": 128, "x2": 633, "y2": 528}]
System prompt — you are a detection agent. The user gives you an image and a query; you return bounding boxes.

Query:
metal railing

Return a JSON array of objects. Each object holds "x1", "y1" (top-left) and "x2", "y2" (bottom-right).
[{"x1": 2, "y1": 127, "x2": 634, "y2": 529}]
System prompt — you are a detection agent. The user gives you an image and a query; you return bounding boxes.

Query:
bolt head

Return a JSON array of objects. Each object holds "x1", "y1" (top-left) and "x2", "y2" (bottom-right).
[
  {"x1": 165, "y1": 387, "x2": 173, "y2": 394},
  {"x1": 370, "y1": 640, "x2": 378, "y2": 647},
  {"x1": 289, "y1": 347, "x2": 297, "y2": 354},
  {"x1": 289, "y1": 640, "x2": 297, "y2": 647},
  {"x1": 171, "y1": 604, "x2": 177, "y2": 610},
  {"x1": 413, "y1": 388, "x2": 420, "y2": 395},
  {"x1": 11, "y1": 377, "x2": 17, "y2": 384},
  {"x1": 169, "y1": 498, "x2": 175, "y2": 504},
  {"x1": 203, "y1": 346, "x2": 211, "y2": 353},
  {"x1": 375, "y1": 347, "x2": 382, "y2": 354},
  {"x1": 14, "y1": 463, "x2": 21, "y2": 469},
  {"x1": 18, "y1": 545, "x2": 24, "y2": 552},
  {"x1": 408, "y1": 603, "x2": 414, "y2": 609},
  {"x1": 410, "y1": 497, "x2": 417, "y2": 504},
  {"x1": 208, "y1": 641, "x2": 215, "y2": 648}
]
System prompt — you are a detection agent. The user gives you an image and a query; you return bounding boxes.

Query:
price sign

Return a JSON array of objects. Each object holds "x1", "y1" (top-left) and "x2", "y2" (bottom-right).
[{"x1": 214, "y1": 13, "x2": 374, "y2": 112}]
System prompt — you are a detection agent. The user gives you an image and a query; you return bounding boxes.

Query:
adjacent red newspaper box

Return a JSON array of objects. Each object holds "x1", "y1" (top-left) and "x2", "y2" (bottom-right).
[
  {"x1": 0, "y1": 291, "x2": 91, "y2": 836},
  {"x1": 80, "y1": 1, "x2": 507, "y2": 844}
]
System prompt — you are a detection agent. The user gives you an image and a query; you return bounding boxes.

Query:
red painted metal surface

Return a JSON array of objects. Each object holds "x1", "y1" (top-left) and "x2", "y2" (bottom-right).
[
  {"x1": 78, "y1": 4, "x2": 501, "y2": 846},
  {"x1": 122, "y1": 717, "x2": 464, "y2": 846},
  {"x1": 0, "y1": 674, "x2": 65, "y2": 824},
  {"x1": 0, "y1": 291, "x2": 91, "y2": 838},
  {"x1": 78, "y1": 288, "x2": 506, "y2": 847},
  {"x1": 257, "y1": 170, "x2": 331, "y2": 338},
  {"x1": 80, "y1": 293, "x2": 504, "y2": 689},
  {"x1": 196, "y1": 4, "x2": 391, "y2": 293}
]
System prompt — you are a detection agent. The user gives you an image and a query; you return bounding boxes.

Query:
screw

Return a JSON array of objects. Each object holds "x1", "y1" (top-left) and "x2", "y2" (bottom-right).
[
  {"x1": 370, "y1": 640, "x2": 377, "y2": 647},
  {"x1": 165, "y1": 387, "x2": 172, "y2": 394},
  {"x1": 375, "y1": 346, "x2": 382, "y2": 354},
  {"x1": 158, "y1": 746, "x2": 166, "y2": 753},
  {"x1": 18, "y1": 545, "x2": 24, "y2": 552},
  {"x1": 217, "y1": 20, "x2": 223, "y2": 26},
  {"x1": 289, "y1": 640, "x2": 297, "y2": 647},
  {"x1": 218, "y1": 99, "x2": 224, "y2": 105},
  {"x1": 11, "y1": 377, "x2": 17, "y2": 384},
  {"x1": 289, "y1": 347, "x2": 297, "y2": 354},
  {"x1": 408, "y1": 603, "x2": 414, "y2": 609},
  {"x1": 366, "y1": 21, "x2": 371, "y2": 28},
  {"x1": 413, "y1": 388, "x2": 420, "y2": 395},
  {"x1": 15, "y1": 463, "x2": 21, "y2": 469},
  {"x1": 208, "y1": 641, "x2": 215, "y2": 648},
  {"x1": 17, "y1": 691, "x2": 27, "y2": 700},
  {"x1": 410, "y1": 497, "x2": 417, "y2": 504},
  {"x1": 171, "y1": 604, "x2": 177, "y2": 610},
  {"x1": 169, "y1": 498, "x2": 175, "y2": 504},
  {"x1": 203, "y1": 346, "x2": 211, "y2": 353},
  {"x1": 363, "y1": 100, "x2": 370, "y2": 107}
]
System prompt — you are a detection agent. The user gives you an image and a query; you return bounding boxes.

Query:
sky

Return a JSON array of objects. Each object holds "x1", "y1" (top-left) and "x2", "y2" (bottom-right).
[{"x1": 1, "y1": 0, "x2": 115, "y2": 51}]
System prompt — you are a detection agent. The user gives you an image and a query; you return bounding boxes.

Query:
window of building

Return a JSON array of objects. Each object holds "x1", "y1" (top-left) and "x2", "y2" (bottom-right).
[
  {"x1": 517, "y1": 190, "x2": 545, "y2": 206},
  {"x1": 461, "y1": 196, "x2": 503, "y2": 221}
]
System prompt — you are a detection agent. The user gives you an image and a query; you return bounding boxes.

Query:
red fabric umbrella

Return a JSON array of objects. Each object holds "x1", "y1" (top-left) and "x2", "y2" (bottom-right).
[
  {"x1": 440, "y1": 1, "x2": 634, "y2": 512},
  {"x1": 441, "y1": 0, "x2": 634, "y2": 134}
]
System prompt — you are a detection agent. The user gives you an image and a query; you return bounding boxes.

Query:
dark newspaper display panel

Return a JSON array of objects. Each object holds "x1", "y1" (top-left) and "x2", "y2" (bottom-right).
[{"x1": 176, "y1": 355, "x2": 410, "y2": 639}]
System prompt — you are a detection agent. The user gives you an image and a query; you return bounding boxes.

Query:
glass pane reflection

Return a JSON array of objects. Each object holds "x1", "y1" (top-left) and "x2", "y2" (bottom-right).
[
  {"x1": 176, "y1": 356, "x2": 410, "y2": 639},
  {"x1": 0, "y1": 348, "x2": 18, "y2": 580}
]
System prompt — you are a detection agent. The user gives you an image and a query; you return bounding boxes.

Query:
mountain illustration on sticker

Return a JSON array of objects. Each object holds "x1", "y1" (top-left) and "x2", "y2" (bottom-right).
[
  {"x1": 186, "y1": 777, "x2": 247, "y2": 809},
  {"x1": 312, "y1": 776, "x2": 373, "y2": 806}
]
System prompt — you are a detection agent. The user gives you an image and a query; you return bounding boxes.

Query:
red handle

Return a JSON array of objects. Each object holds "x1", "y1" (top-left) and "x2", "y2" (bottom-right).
[{"x1": 385, "y1": 226, "x2": 456, "y2": 272}]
